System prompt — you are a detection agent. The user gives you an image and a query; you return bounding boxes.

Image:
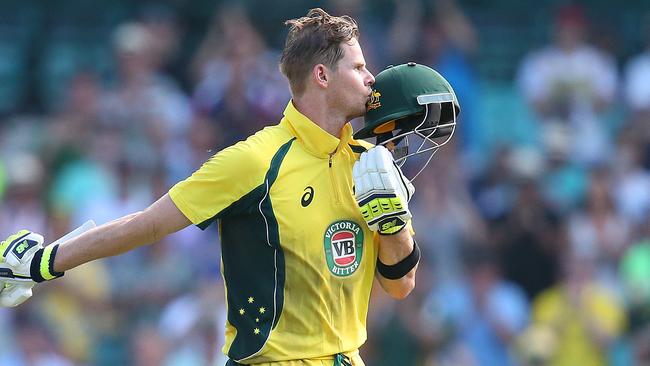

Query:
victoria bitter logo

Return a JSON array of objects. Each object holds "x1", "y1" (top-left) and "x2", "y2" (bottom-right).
[{"x1": 323, "y1": 220, "x2": 364, "y2": 277}]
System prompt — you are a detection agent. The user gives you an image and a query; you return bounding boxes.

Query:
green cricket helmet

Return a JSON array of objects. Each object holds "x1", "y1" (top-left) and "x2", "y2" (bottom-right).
[{"x1": 355, "y1": 62, "x2": 460, "y2": 179}]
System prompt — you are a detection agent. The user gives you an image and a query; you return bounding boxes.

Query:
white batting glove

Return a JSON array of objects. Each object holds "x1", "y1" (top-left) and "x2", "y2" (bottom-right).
[
  {"x1": 353, "y1": 146, "x2": 415, "y2": 235},
  {"x1": 0, "y1": 230, "x2": 45, "y2": 307},
  {"x1": 0, "y1": 230, "x2": 66, "y2": 308}
]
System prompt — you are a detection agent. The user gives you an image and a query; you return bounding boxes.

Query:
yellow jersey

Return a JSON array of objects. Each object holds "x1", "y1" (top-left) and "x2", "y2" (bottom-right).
[
  {"x1": 532, "y1": 284, "x2": 626, "y2": 366},
  {"x1": 169, "y1": 101, "x2": 377, "y2": 364}
]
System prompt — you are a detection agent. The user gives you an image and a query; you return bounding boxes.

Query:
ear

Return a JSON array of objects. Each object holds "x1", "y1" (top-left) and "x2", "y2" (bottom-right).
[{"x1": 312, "y1": 64, "x2": 329, "y2": 89}]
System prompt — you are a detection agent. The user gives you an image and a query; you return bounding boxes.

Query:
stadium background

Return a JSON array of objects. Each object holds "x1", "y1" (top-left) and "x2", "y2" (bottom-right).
[{"x1": 1, "y1": 0, "x2": 649, "y2": 365}]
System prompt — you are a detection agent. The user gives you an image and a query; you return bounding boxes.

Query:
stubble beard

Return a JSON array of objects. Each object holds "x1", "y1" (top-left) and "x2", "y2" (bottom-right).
[{"x1": 351, "y1": 93, "x2": 372, "y2": 120}]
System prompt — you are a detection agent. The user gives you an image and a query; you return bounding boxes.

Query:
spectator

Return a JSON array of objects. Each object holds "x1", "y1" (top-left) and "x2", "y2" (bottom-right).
[
  {"x1": 191, "y1": 4, "x2": 290, "y2": 147},
  {"x1": 611, "y1": 113, "x2": 650, "y2": 227},
  {"x1": 421, "y1": 0, "x2": 480, "y2": 162},
  {"x1": 0, "y1": 152, "x2": 49, "y2": 237},
  {"x1": 517, "y1": 4, "x2": 618, "y2": 165},
  {"x1": 497, "y1": 176, "x2": 564, "y2": 300},
  {"x1": 568, "y1": 168, "x2": 630, "y2": 291},
  {"x1": 139, "y1": 4, "x2": 183, "y2": 82},
  {"x1": 412, "y1": 142, "x2": 487, "y2": 283},
  {"x1": 623, "y1": 13, "x2": 650, "y2": 117},
  {"x1": 100, "y1": 21, "x2": 193, "y2": 175},
  {"x1": 421, "y1": 247, "x2": 529, "y2": 366},
  {"x1": 11, "y1": 319, "x2": 74, "y2": 366},
  {"x1": 531, "y1": 250, "x2": 626, "y2": 366}
]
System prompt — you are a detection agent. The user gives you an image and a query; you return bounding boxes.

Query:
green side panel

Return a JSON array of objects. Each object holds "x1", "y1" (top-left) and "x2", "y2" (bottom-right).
[
  {"x1": 221, "y1": 138, "x2": 294, "y2": 361},
  {"x1": 197, "y1": 185, "x2": 265, "y2": 230}
]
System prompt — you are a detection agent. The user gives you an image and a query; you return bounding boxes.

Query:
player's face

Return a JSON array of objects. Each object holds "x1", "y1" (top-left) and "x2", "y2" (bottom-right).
[{"x1": 328, "y1": 38, "x2": 375, "y2": 120}]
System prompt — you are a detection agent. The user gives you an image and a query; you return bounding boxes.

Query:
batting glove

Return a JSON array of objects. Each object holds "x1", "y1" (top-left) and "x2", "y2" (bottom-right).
[
  {"x1": 353, "y1": 146, "x2": 415, "y2": 235},
  {"x1": 0, "y1": 230, "x2": 64, "y2": 300}
]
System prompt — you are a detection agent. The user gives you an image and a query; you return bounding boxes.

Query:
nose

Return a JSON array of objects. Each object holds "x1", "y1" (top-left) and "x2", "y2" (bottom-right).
[{"x1": 366, "y1": 71, "x2": 375, "y2": 86}]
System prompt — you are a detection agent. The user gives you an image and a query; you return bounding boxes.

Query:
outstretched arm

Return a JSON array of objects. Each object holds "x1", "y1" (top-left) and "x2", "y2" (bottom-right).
[{"x1": 54, "y1": 193, "x2": 191, "y2": 272}]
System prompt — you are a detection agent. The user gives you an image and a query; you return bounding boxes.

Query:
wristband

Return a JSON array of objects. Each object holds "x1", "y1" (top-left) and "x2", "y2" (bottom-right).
[
  {"x1": 30, "y1": 244, "x2": 65, "y2": 283},
  {"x1": 376, "y1": 240, "x2": 420, "y2": 280}
]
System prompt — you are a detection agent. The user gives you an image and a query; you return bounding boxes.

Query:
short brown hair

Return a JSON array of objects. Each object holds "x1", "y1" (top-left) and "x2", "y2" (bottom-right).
[{"x1": 280, "y1": 8, "x2": 359, "y2": 96}]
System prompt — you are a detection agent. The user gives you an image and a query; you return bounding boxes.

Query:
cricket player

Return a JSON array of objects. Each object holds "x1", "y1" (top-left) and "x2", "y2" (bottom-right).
[{"x1": 0, "y1": 8, "x2": 459, "y2": 366}]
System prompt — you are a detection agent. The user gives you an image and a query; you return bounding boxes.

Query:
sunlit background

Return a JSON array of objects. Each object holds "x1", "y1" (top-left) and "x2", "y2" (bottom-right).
[{"x1": 0, "y1": 0, "x2": 649, "y2": 365}]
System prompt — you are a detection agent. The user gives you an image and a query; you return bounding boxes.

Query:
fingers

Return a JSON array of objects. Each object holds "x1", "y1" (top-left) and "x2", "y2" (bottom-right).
[
  {"x1": 353, "y1": 158, "x2": 372, "y2": 198},
  {"x1": 373, "y1": 147, "x2": 397, "y2": 191},
  {"x1": 355, "y1": 145, "x2": 414, "y2": 200},
  {"x1": 366, "y1": 152, "x2": 385, "y2": 192},
  {"x1": 352, "y1": 161, "x2": 362, "y2": 196},
  {"x1": 354, "y1": 148, "x2": 379, "y2": 197},
  {"x1": 359, "y1": 150, "x2": 375, "y2": 193}
]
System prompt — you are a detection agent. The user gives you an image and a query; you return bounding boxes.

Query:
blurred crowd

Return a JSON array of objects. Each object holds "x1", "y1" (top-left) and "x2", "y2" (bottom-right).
[{"x1": 0, "y1": 1, "x2": 649, "y2": 365}]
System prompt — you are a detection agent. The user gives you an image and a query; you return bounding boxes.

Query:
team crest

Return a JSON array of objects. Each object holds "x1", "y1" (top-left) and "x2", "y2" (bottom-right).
[
  {"x1": 366, "y1": 90, "x2": 381, "y2": 111},
  {"x1": 323, "y1": 220, "x2": 364, "y2": 277}
]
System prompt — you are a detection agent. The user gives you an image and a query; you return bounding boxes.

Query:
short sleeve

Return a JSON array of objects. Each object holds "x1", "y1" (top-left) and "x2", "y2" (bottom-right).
[{"x1": 169, "y1": 139, "x2": 269, "y2": 229}]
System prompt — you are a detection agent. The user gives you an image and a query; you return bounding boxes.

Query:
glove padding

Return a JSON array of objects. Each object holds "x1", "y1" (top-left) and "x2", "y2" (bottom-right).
[
  {"x1": 0, "y1": 283, "x2": 35, "y2": 308},
  {"x1": 0, "y1": 230, "x2": 63, "y2": 307},
  {"x1": 353, "y1": 146, "x2": 415, "y2": 235}
]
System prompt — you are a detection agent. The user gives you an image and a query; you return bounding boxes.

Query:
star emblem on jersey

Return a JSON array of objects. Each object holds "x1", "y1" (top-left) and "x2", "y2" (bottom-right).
[
  {"x1": 237, "y1": 295, "x2": 272, "y2": 339},
  {"x1": 323, "y1": 220, "x2": 364, "y2": 277}
]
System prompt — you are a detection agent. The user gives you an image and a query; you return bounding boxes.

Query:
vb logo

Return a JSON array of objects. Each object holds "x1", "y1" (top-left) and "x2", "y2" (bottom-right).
[
  {"x1": 323, "y1": 220, "x2": 364, "y2": 277},
  {"x1": 301, "y1": 186, "x2": 314, "y2": 207}
]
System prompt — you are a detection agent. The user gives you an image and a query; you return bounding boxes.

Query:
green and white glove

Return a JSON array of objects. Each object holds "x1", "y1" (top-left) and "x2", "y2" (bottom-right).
[
  {"x1": 353, "y1": 145, "x2": 415, "y2": 235},
  {"x1": 0, "y1": 230, "x2": 64, "y2": 282},
  {"x1": 0, "y1": 230, "x2": 63, "y2": 307}
]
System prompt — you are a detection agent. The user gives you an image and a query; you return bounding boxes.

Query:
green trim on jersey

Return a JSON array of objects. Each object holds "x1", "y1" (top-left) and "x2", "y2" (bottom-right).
[
  {"x1": 348, "y1": 143, "x2": 367, "y2": 154},
  {"x1": 221, "y1": 138, "x2": 295, "y2": 361},
  {"x1": 197, "y1": 185, "x2": 266, "y2": 230}
]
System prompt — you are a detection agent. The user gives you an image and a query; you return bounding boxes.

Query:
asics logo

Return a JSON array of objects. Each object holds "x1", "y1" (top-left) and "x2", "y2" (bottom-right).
[{"x1": 301, "y1": 186, "x2": 314, "y2": 207}]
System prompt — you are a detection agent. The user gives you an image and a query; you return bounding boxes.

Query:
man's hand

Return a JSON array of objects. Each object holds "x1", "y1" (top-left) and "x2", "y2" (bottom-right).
[
  {"x1": 353, "y1": 146, "x2": 415, "y2": 235},
  {"x1": 0, "y1": 228, "x2": 73, "y2": 307},
  {"x1": 0, "y1": 230, "x2": 46, "y2": 307}
]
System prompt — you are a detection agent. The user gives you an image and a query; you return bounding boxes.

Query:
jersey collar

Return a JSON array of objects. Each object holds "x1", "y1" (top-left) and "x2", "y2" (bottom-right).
[{"x1": 281, "y1": 100, "x2": 354, "y2": 158}]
